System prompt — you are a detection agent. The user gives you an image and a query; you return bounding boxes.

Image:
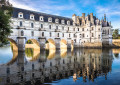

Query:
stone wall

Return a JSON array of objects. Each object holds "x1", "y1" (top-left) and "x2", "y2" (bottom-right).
[
  {"x1": 112, "y1": 39, "x2": 120, "y2": 47},
  {"x1": 82, "y1": 42, "x2": 102, "y2": 48}
]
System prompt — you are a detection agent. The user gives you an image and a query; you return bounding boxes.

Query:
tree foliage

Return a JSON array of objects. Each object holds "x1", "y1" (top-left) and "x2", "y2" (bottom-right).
[
  {"x1": 0, "y1": 0, "x2": 13, "y2": 46},
  {"x1": 112, "y1": 29, "x2": 119, "y2": 39}
]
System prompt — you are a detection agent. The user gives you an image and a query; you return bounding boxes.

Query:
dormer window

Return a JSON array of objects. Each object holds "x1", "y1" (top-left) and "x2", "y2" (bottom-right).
[
  {"x1": 55, "y1": 18, "x2": 59, "y2": 23},
  {"x1": 61, "y1": 20, "x2": 65, "y2": 24},
  {"x1": 48, "y1": 17, "x2": 52, "y2": 22},
  {"x1": 30, "y1": 14, "x2": 34, "y2": 20},
  {"x1": 18, "y1": 12, "x2": 23, "y2": 18},
  {"x1": 40, "y1": 16, "x2": 44, "y2": 21},
  {"x1": 67, "y1": 21, "x2": 70, "y2": 25}
]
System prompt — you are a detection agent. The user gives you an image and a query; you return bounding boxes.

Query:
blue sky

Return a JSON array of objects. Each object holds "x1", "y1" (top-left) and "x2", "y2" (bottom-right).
[{"x1": 9, "y1": 0, "x2": 120, "y2": 29}]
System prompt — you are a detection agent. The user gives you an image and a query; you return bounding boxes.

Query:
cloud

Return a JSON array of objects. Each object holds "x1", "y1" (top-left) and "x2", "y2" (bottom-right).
[{"x1": 9, "y1": 0, "x2": 76, "y2": 16}]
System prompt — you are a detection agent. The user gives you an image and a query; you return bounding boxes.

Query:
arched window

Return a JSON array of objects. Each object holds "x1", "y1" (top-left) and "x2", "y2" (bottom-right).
[
  {"x1": 20, "y1": 21, "x2": 22, "y2": 27},
  {"x1": 42, "y1": 32, "x2": 44, "y2": 37},
  {"x1": 18, "y1": 12, "x2": 23, "y2": 18},
  {"x1": 40, "y1": 16, "x2": 44, "y2": 21},
  {"x1": 21, "y1": 30, "x2": 24, "y2": 36},
  {"x1": 48, "y1": 17, "x2": 52, "y2": 22},
  {"x1": 31, "y1": 31, "x2": 34, "y2": 36},
  {"x1": 62, "y1": 33, "x2": 64, "y2": 37},
  {"x1": 41, "y1": 24, "x2": 43, "y2": 28},
  {"x1": 92, "y1": 33, "x2": 94, "y2": 37},
  {"x1": 30, "y1": 14, "x2": 34, "y2": 20},
  {"x1": 68, "y1": 27, "x2": 69, "y2": 31},
  {"x1": 67, "y1": 21, "x2": 70, "y2": 25},
  {"x1": 50, "y1": 32, "x2": 51, "y2": 37},
  {"x1": 62, "y1": 26, "x2": 64, "y2": 30},
  {"x1": 49, "y1": 25, "x2": 51, "y2": 29},
  {"x1": 55, "y1": 18, "x2": 59, "y2": 23},
  {"x1": 31, "y1": 23, "x2": 34, "y2": 28}
]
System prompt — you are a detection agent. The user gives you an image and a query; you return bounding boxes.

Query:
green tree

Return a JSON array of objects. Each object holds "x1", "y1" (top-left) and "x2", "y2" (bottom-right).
[
  {"x1": 112, "y1": 29, "x2": 119, "y2": 39},
  {"x1": 0, "y1": 0, "x2": 12, "y2": 46}
]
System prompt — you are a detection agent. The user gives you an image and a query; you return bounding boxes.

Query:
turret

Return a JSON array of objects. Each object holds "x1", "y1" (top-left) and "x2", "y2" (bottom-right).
[
  {"x1": 104, "y1": 14, "x2": 106, "y2": 22},
  {"x1": 72, "y1": 14, "x2": 77, "y2": 25}
]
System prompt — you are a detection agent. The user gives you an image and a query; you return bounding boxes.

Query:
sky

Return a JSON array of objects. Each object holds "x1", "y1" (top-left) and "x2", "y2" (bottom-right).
[{"x1": 9, "y1": 0, "x2": 120, "y2": 29}]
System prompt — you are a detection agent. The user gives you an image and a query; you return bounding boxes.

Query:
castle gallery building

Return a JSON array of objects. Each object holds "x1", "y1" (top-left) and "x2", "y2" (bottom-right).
[{"x1": 10, "y1": 7, "x2": 112, "y2": 49}]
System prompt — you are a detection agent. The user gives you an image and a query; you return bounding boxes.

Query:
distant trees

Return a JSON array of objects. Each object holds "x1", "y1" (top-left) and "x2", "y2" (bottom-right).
[
  {"x1": 0, "y1": 0, "x2": 13, "y2": 46},
  {"x1": 112, "y1": 29, "x2": 120, "y2": 39}
]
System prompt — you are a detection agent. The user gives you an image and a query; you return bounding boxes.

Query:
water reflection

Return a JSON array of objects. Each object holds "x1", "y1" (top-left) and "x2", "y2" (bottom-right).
[{"x1": 0, "y1": 48, "x2": 120, "y2": 85}]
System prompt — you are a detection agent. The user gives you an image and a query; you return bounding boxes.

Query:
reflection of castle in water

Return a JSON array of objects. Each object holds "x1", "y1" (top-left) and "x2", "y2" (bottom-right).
[{"x1": 0, "y1": 49, "x2": 113, "y2": 85}]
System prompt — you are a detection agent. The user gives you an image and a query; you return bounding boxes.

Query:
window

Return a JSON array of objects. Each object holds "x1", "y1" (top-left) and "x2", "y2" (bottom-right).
[
  {"x1": 31, "y1": 23, "x2": 34, "y2": 28},
  {"x1": 82, "y1": 28, "x2": 84, "y2": 31},
  {"x1": 42, "y1": 32, "x2": 44, "y2": 37},
  {"x1": 67, "y1": 21, "x2": 70, "y2": 25},
  {"x1": 50, "y1": 32, "x2": 51, "y2": 37},
  {"x1": 61, "y1": 20, "x2": 64, "y2": 24},
  {"x1": 58, "y1": 33, "x2": 59, "y2": 37},
  {"x1": 62, "y1": 26, "x2": 64, "y2": 30},
  {"x1": 40, "y1": 16, "x2": 44, "y2": 21},
  {"x1": 18, "y1": 12, "x2": 23, "y2": 18},
  {"x1": 74, "y1": 34, "x2": 75, "y2": 37},
  {"x1": 41, "y1": 24, "x2": 43, "y2": 28},
  {"x1": 73, "y1": 28, "x2": 75, "y2": 31},
  {"x1": 68, "y1": 27, "x2": 69, "y2": 31},
  {"x1": 31, "y1": 31, "x2": 34, "y2": 36},
  {"x1": 30, "y1": 14, "x2": 34, "y2": 20},
  {"x1": 48, "y1": 17, "x2": 52, "y2": 22},
  {"x1": 108, "y1": 29, "x2": 109, "y2": 34},
  {"x1": 56, "y1": 26, "x2": 58, "y2": 29},
  {"x1": 49, "y1": 25, "x2": 51, "y2": 29},
  {"x1": 92, "y1": 33, "x2": 94, "y2": 37},
  {"x1": 20, "y1": 21, "x2": 22, "y2": 27},
  {"x1": 55, "y1": 18, "x2": 59, "y2": 23},
  {"x1": 21, "y1": 30, "x2": 24, "y2": 36},
  {"x1": 78, "y1": 28, "x2": 79, "y2": 31},
  {"x1": 99, "y1": 35, "x2": 100, "y2": 38},
  {"x1": 92, "y1": 27, "x2": 94, "y2": 30},
  {"x1": 82, "y1": 34, "x2": 84, "y2": 38},
  {"x1": 62, "y1": 33, "x2": 64, "y2": 37},
  {"x1": 69, "y1": 34, "x2": 70, "y2": 37}
]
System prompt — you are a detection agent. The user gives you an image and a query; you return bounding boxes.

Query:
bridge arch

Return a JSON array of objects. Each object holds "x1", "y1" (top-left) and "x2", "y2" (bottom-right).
[
  {"x1": 25, "y1": 39, "x2": 40, "y2": 51},
  {"x1": 45, "y1": 39, "x2": 56, "y2": 50},
  {"x1": 60, "y1": 39, "x2": 67, "y2": 49},
  {"x1": 25, "y1": 39, "x2": 40, "y2": 61},
  {"x1": 7, "y1": 38, "x2": 18, "y2": 52}
]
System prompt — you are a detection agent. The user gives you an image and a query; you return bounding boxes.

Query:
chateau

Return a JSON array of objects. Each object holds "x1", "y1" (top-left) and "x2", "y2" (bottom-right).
[{"x1": 9, "y1": 7, "x2": 112, "y2": 50}]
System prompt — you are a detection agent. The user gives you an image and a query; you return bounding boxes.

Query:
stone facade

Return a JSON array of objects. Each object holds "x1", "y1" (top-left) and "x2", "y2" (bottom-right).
[{"x1": 9, "y1": 7, "x2": 112, "y2": 50}]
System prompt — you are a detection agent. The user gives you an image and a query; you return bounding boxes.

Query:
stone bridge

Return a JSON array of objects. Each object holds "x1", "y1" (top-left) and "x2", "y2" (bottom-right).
[{"x1": 8, "y1": 35, "x2": 74, "y2": 52}]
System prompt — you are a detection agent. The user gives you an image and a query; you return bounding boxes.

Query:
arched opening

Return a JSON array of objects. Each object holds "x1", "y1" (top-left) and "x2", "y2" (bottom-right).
[
  {"x1": 45, "y1": 39, "x2": 56, "y2": 59},
  {"x1": 25, "y1": 39, "x2": 40, "y2": 61},
  {"x1": 45, "y1": 39, "x2": 56, "y2": 50},
  {"x1": 7, "y1": 38, "x2": 18, "y2": 52},
  {"x1": 60, "y1": 39, "x2": 67, "y2": 58},
  {"x1": 0, "y1": 38, "x2": 18, "y2": 65},
  {"x1": 46, "y1": 49, "x2": 56, "y2": 60},
  {"x1": 71, "y1": 40, "x2": 74, "y2": 52}
]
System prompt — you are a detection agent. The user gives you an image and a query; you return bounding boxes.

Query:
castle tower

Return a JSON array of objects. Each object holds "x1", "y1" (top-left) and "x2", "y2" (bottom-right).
[
  {"x1": 90, "y1": 13, "x2": 94, "y2": 25},
  {"x1": 72, "y1": 14, "x2": 77, "y2": 25},
  {"x1": 82, "y1": 13, "x2": 85, "y2": 25},
  {"x1": 104, "y1": 14, "x2": 106, "y2": 22}
]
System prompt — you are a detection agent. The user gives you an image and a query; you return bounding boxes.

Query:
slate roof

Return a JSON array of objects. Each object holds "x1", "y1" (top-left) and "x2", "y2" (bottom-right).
[{"x1": 12, "y1": 7, "x2": 73, "y2": 25}]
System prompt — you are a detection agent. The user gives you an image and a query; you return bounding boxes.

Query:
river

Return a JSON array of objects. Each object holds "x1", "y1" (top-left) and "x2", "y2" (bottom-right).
[{"x1": 0, "y1": 46, "x2": 120, "y2": 85}]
